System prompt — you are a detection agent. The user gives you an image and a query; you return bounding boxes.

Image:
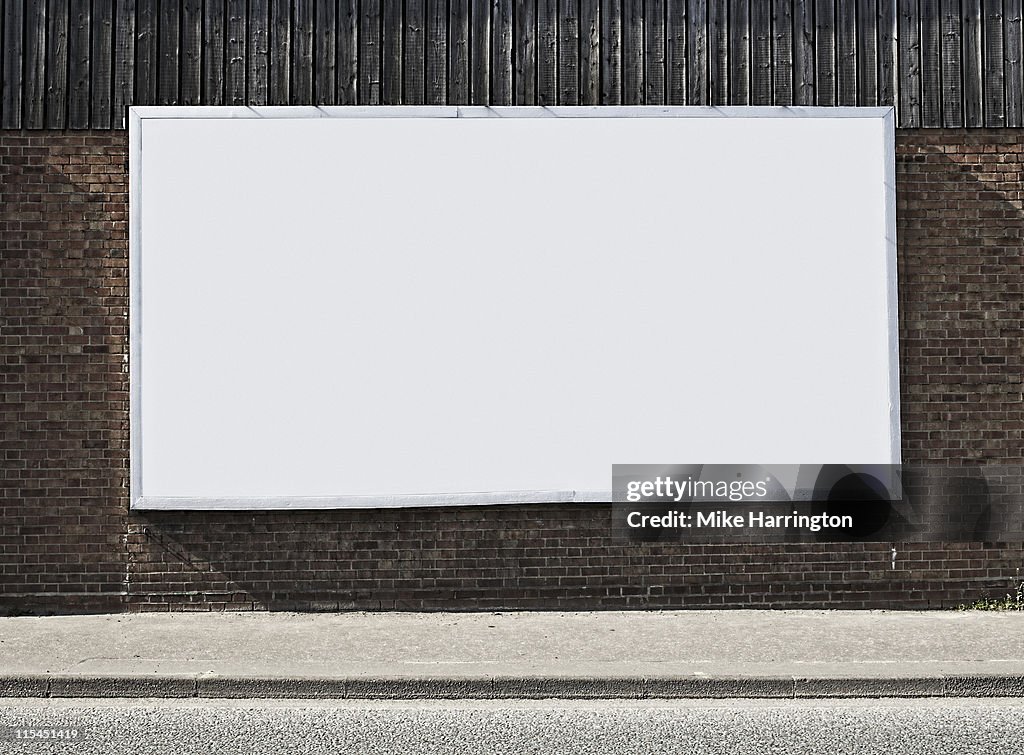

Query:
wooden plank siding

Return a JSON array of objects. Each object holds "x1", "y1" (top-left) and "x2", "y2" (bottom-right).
[{"x1": 2, "y1": 0, "x2": 1023, "y2": 128}]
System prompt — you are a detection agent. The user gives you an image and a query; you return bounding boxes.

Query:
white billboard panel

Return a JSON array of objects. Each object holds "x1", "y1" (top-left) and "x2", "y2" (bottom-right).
[{"x1": 130, "y1": 106, "x2": 899, "y2": 509}]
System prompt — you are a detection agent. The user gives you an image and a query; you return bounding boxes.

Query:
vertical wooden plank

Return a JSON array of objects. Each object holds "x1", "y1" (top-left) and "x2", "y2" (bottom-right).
[
  {"x1": 709, "y1": 0, "x2": 728, "y2": 104},
  {"x1": 962, "y1": 0, "x2": 983, "y2": 125},
  {"x1": 517, "y1": 0, "x2": 538, "y2": 104},
  {"x1": 202, "y1": 0, "x2": 225, "y2": 105},
  {"x1": 68, "y1": 0, "x2": 91, "y2": 127},
  {"x1": 665, "y1": 0, "x2": 687, "y2": 104},
  {"x1": 449, "y1": 0, "x2": 470, "y2": 102},
  {"x1": 558, "y1": 0, "x2": 580, "y2": 104},
  {"x1": 601, "y1": 0, "x2": 622, "y2": 103},
  {"x1": 405, "y1": 0, "x2": 426, "y2": 103},
  {"x1": 134, "y1": 0, "x2": 157, "y2": 108},
  {"x1": 24, "y1": 0, "x2": 47, "y2": 129},
  {"x1": 293, "y1": 0, "x2": 314, "y2": 103},
  {"x1": 877, "y1": 0, "x2": 897, "y2": 106},
  {"x1": 492, "y1": 0, "x2": 513, "y2": 103},
  {"x1": 940, "y1": 0, "x2": 962, "y2": 124},
  {"x1": 621, "y1": 0, "x2": 643, "y2": 103},
  {"x1": 425, "y1": 0, "x2": 447, "y2": 104},
  {"x1": 270, "y1": 0, "x2": 291, "y2": 104},
  {"x1": 315, "y1": 0, "x2": 338, "y2": 104},
  {"x1": 794, "y1": 0, "x2": 815, "y2": 104},
  {"x1": 920, "y1": 0, "x2": 941, "y2": 122},
  {"x1": 225, "y1": 0, "x2": 246, "y2": 103},
  {"x1": 751, "y1": 0, "x2": 772, "y2": 104},
  {"x1": 470, "y1": 0, "x2": 490, "y2": 104},
  {"x1": 983, "y1": 0, "x2": 1006, "y2": 125},
  {"x1": 836, "y1": 0, "x2": 857, "y2": 105},
  {"x1": 181, "y1": 0, "x2": 203, "y2": 104},
  {"x1": 896, "y1": 0, "x2": 918, "y2": 125},
  {"x1": 538, "y1": 0, "x2": 558, "y2": 105},
  {"x1": 2, "y1": 0, "x2": 24, "y2": 128},
  {"x1": 248, "y1": 0, "x2": 270, "y2": 105},
  {"x1": 158, "y1": 0, "x2": 181, "y2": 105},
  {"x1": 47, "y1": 0, "x2": 71, "y2": 128},
  {"x1": 857, "y1": 0, "x2": 878, "y2": 105},
  {"x1": 91, "y1": 0, "x2": 113, "y2": 127},
  {"x1": 361, "y1": 0, "x2": 382, "y2": 103},
  {"x1": 1006, "y1": 0, "x2": 1023, "y2": 125},
  {"x1": 645, "y1": 0, "x2": 665, "y2": 103},
  {"x1": 382, "y1": 0, "x2": 403, "y2": 103},
  {"x1": 815, "y1": 0, "x2": 836, "y2": 105},
  {"x1": 729, "y1": 0, "x2": 749, "y2": 104},
  {"x1": 580, "y1": 0, "x2": 600, "y2": 102},
  {"x1": 773, "y1": 0, "x2": 794, "y2": 105},
  {"x1": 337, "y1": 0, "x2": 358, "y2": 103},
  {"x1": 685, "y1": 0, "x2": 707, "y2": 103},
  {"x1": 111, "y1": 0, "x2": 132, "y2": 127}
]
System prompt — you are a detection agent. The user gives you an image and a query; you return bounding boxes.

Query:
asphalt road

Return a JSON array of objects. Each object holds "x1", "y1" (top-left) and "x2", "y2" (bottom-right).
[{"x1": 1, "y1": 698, "x2": 1022, "y2": 755}]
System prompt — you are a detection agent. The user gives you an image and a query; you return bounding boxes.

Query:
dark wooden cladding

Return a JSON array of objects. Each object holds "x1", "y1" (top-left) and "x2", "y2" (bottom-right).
[
  {"x1": 3, "y1": 0, "x2": 1024, "y2": 128},
  {"x1": 182, "y1": 0, "x2": 204, "y2": 106},
  {"x1": 360, "y1": 0, "x2": 381, "y2": 104},
  {"x1": 469, "y1": 0, "x2": 489, "y2": 104},
  {"x1": 920, "y1": 0, "x2": 941, "y2": 124},
  {"x1": 158, "y1": 0, "x2": 181, "y2": 106},
  {"x1": 292, "y1": 0, "x2": 314, "y2": 103},
  {"x1": 492, "y1": 0, "x2": 512, "y2": 104},
  {"x1": 47, "y1": 0, "x2": 70, "y2": 128},
  {"x1": 425, "y1": 0, "x2": 446, "y2": 104},
  {"x1": 751, "y1": 0, "x2": 771, "y2": 105},
  {"x1": 111, "y1": 0, "x2": 131, "y2": 126},
  {"x1": 514, "y1": 0, "x2": 536, "y2": 105},
  {"x1": 202, "y1": 0, "x2": 225, "y2": 105},
  {"x1": 686, "y1": 0, "x2": 707, "y2": 104},
  {"x1": 940, "y1": 0, "x2": 962, "y2": 126},
  {"x1": 558, "y1": 0, "x2": 579, "y2": 105},
  {"x1": 225, "y1": 0, "x2": 248, "y2": 105},
  {"x1": 405, "y1": 0, "x2": 425, "y2": 104},
  {"x1": 247, "y1": 0, "x2": 269, "y2": 106},
  {"x1": 709, "y1": 0, "x2": 728, "y2": 103},
  {"x1": 314, "y1": 0, "x2": 337, "y2": 104},
  {"x1": 270, "y1": 0, "x2": 291, "y2": 105},
  {"x1": 1007, "y1": 0, "x2": 1024, "y2": 126},
  {"x1": 815, "y1": 0, "x2": 837, "y2": 106},
  {"x1": 23, "y1": 0, "x2": 45, "y2": 128},
  {"x1": 644, "y1": 0, "x2": 664, "y2": 104},
  {"x1": 67, "y1": 0, "x2": 89, "y2": 128},
  {"x1": 601, "y1": 0, "x2": 622, "y2": 105},
  {"x1": 580, "y1": 0, "x2": 599, "y2": 103},
  {"x1": 773, "y1": 0, "x2": 794, "y2": 106},
  {"x1": 448, "y1": 0, "x2": 469, "y2": 102},
  {"x1": 90, "y1": 0, "x2": 112, "y2": 126},
  {"x1": 622, "y1": 0, "x2": 642, "y2": 105},
  {"x1": 535, "y1": 0, "x2": 555, "y2": 106}
]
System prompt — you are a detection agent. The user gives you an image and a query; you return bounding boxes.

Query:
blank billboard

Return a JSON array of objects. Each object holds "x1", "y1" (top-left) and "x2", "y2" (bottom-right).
[{"x1": 129, "y1": 106, "x2": 899, "y2": 509}]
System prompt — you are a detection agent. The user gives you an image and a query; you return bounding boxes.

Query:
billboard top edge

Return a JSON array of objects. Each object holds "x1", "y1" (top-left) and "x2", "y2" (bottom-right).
[{"x1": 128, "y1": 105, "x2": 895, "y2": 121}]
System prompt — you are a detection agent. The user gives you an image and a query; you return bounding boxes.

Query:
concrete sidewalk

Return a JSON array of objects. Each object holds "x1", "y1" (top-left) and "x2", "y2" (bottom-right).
[{"x1": 1, "y1": 611, "x2": 1022, "y2": 699}]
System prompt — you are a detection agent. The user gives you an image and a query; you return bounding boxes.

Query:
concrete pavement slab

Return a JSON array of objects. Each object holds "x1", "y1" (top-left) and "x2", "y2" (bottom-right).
[{"x1": 0, "y1": 611, "x2": 1021, "y2": 699}]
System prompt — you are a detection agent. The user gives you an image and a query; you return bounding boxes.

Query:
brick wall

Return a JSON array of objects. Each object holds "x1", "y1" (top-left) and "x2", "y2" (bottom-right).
[{"x1": 2, "y1": 128, "x2": 1023, "y2": 614}]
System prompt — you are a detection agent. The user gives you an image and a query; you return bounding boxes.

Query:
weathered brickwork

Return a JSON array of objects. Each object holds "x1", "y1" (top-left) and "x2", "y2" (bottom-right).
[{"x1": 2, "y1": 128, "x2": 1023, "y2": 614}]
